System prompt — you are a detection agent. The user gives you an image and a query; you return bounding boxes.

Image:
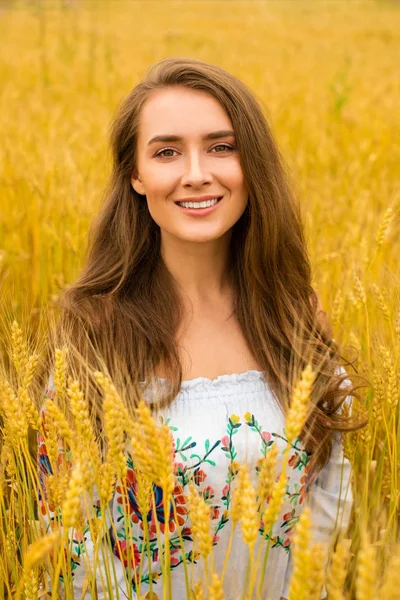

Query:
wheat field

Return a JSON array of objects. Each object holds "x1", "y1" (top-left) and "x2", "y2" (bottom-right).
[{"x1": 0, "y1": 0, "x2": 399, "y2": 598}]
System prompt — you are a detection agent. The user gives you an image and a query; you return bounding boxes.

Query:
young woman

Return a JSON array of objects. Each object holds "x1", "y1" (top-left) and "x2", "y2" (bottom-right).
[{"x1": 38, "y1": 57, "x2": 364, "y2": 599}]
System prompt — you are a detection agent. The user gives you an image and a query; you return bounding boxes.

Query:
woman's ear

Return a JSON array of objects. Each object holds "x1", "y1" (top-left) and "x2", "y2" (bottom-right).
[{"x1": 131, "y1": 172, "x2": 146, "y2": 196}]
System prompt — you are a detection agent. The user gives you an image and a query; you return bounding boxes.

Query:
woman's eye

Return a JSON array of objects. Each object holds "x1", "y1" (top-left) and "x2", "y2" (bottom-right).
[
  {"x1": 212, "y1": 144, "x2": 235, "y2": 152},
  {"x1": 156, "y1": 148, "x2": 177, "y2": 158}
]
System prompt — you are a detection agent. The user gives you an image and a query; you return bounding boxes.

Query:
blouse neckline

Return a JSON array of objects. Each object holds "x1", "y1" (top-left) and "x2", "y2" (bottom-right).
[{"x1": 152, "y1": 369, "x2": 266, "y2": 391}]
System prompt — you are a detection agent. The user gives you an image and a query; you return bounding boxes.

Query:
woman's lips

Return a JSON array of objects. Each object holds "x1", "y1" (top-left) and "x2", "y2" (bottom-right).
[{"x1": 175, "y1": 197, "x2": 223, "y2": 216}]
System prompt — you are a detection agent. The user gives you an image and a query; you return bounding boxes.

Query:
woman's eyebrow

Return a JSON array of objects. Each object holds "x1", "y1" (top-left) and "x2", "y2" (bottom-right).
[{"x1": 147, "y1": 130, "x2": 236, "y2": 146}]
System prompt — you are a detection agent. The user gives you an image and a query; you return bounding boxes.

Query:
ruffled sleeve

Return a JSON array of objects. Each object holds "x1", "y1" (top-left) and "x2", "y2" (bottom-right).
[{"x1": 281, "y1": 368, "x2": 353, "y2": 599}]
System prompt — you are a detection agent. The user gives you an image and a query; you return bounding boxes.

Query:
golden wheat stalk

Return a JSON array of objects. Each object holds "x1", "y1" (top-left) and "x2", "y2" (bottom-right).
[
  {"x1": 256, "y1": 443, "x2": 279, "y2": 511},
  {"x1": 379, "y1": 345, "x2": 398, "y2": 409},
  {"x1": 94, "y1": 371, "x2": 127, "y2": 479},
  {"x1": 394, "y1": 307, "x2": 400, "y2": 339},
  {"x1": 22, "y1": 351, "x2": 40, "y2": 389},
  {"x1": 18, "y1": 387, "x2": 40, "y2": 430},
  {"x1": 130, "y1": 400, "x2": 175, "y2": 497},
  {"x1": 331, "y1": 288, "x2": 345, "y2": 329},
  {"x1": 190, "y1": 580, "x2": 204, "y2": 600},
  {"x1": 287, "y1": 506, "x2": 312, "y2": 600},
  {"x1": 325, "y1": 538, "x2": 350, "y2": 600},
  {"x1": 24, "y1": 532, "x2": 60, "y2": 572},
  {"x1": 61, "y1": 462, "x2": 84, "y2": 530},
  {"x1": 375, "y1": 205, "x2": 393, "y2": 249},
  {"x1": 67, "y1": 378, "x2": 100, "y2": 490},
  {"x1": 44, "y1": 398, "x2": 73, "y2": 449},
  {"x1": 188, "y1": 483, "x2": 213, "y2": 559},
  {"x1": 236, "y1": 463, "x2": 259, "y2": 596},
  {"x1": 356, "y1": 535, "x2": 377, "y2": 600},
  {"x1": 352, "y1": 276, "x2": 367, "y2": 310},
  {"x1": 0, "y1": 376, "x2": 28, "y2": 441},
  {"x1": 10, "y1": 320, "x2": 30, "y2": 381},
  {"x1": 54, "y1": 346, "x2": 68, "y2": 404},
  {"x1": 238, "y1": 464, "x2": 259, "y2": 550},
  {"x1": 378, "y1": 546, "x2": 400, "y2": 598},
  {"x1": 371, "y1": 283, "x2": 390, "y2": 322},
  {"x1": 308, "y1": 543, "x2": 327, "y2": 600},
  {"x1": 371, "y1": 369, "x2": 384, "y2": 425},
  {"x1": 18, "y1": 532, "x2": 60, "y2": 599},
  {"x1": 98, "y1": 460, "x2": 116, "y2": 505},
  {"x1": 208, "y1": 571, "x2": 225, "y2": 600},
  {"x1": 285, "y1": 363, "x2": 316, "y2": 444},
  {"x1": 23, "y1": 568, "x2": 39, "y2": 600}
]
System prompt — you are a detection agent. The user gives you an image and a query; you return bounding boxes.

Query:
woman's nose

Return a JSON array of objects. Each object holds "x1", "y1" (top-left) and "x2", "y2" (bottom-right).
[{"x1": 180, "y1": 151, "x2": 212, "y2": 187}]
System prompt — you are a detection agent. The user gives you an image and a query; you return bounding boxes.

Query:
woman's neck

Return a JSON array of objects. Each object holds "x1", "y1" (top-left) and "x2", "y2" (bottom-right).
[{"x1": 160, "y1": 229, "x2": 233, "y2": 305}]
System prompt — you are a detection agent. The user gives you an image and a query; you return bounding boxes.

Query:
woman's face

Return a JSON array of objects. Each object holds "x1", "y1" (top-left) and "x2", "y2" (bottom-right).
[{"x1": 131, "y1": 86, "x2": 249, "y2": 244}]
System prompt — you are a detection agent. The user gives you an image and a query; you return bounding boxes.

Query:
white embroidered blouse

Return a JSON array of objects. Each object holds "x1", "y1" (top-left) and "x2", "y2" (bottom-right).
[{"x1": 38, "y1": 368, "x2": 353, "y2": 599}]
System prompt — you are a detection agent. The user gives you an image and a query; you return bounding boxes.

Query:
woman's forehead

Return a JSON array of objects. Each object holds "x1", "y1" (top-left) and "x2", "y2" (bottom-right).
[{"x1": 138, "y1": 87, "x2": 233, "y2": 143}]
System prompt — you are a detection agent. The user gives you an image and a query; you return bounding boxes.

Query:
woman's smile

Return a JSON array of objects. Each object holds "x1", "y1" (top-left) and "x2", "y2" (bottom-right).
[{"x1": 175, "y1": 195, "x2": 223, "y2": 216}]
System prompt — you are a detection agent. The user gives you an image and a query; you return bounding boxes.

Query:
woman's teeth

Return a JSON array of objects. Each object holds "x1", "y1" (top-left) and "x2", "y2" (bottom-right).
[{"x1": 177, "y1": 198, "x2": 220, "y2": 209}]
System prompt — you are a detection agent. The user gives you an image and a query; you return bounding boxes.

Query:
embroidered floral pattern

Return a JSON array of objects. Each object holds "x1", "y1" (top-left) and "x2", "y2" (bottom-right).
[{"x1": 38, "y1": 407, "x2": 313, "y2": 589}]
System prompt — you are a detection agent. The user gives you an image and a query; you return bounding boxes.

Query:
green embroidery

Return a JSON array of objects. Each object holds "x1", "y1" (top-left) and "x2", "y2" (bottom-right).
[
  {"x1": 189, "y1": 439, "x2": 221, "y2": 468},
  {"x1": 175, "y1": 436, "x2": 197, "y2": 462}
]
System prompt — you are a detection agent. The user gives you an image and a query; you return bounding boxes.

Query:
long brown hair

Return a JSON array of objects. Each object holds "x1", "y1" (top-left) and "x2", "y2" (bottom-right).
[{"x1": 49, "y1": 57, "x2": 366, "y2": 473}]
